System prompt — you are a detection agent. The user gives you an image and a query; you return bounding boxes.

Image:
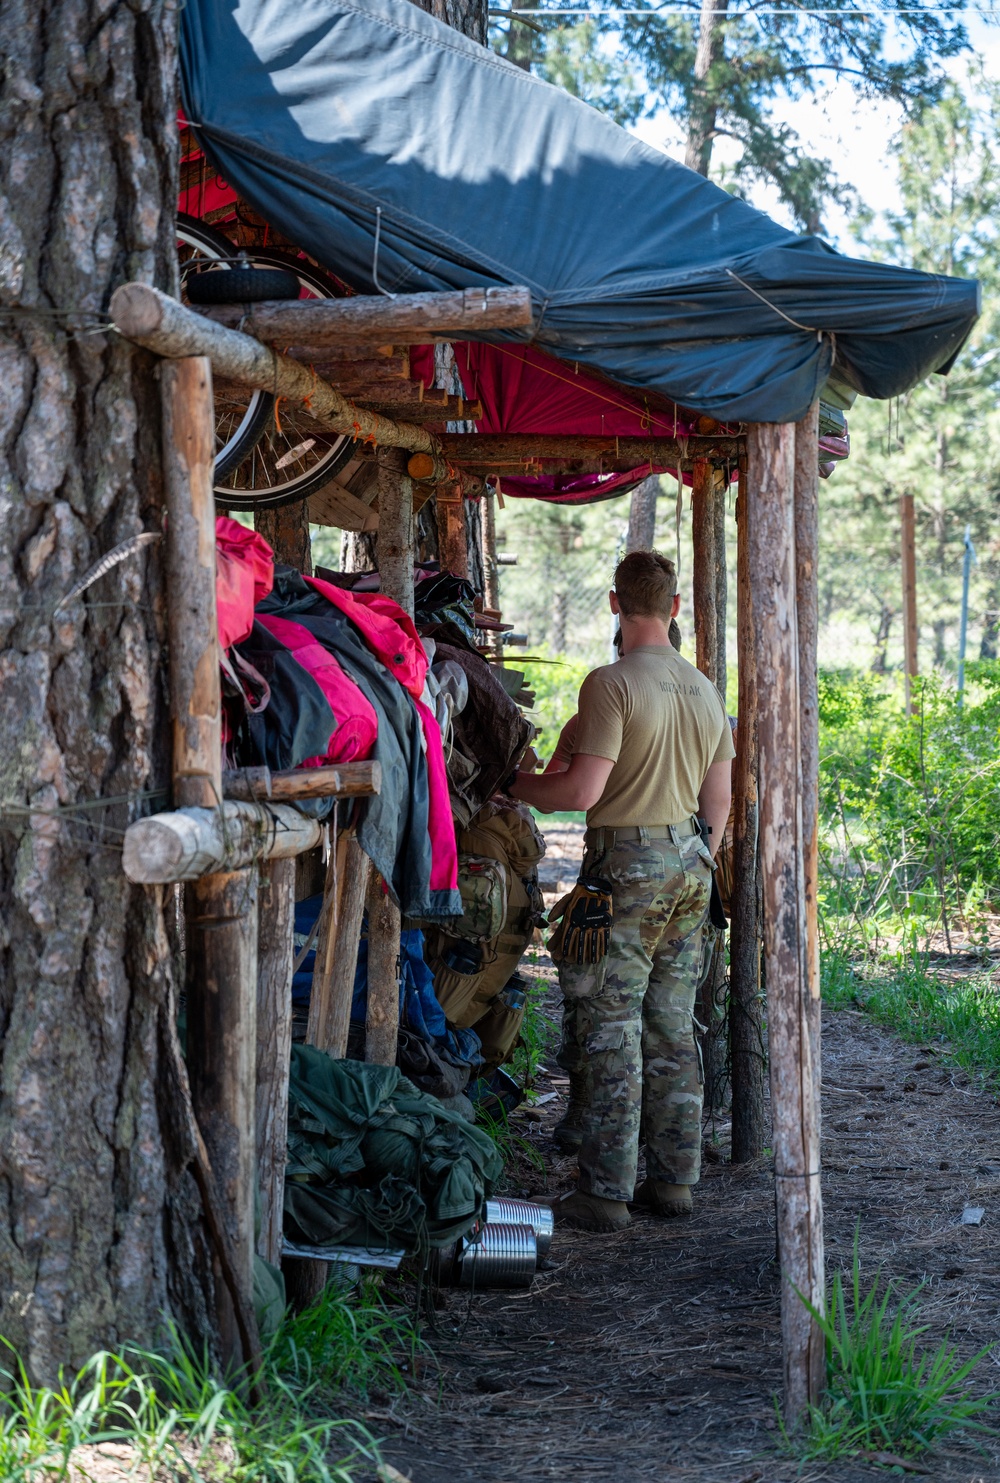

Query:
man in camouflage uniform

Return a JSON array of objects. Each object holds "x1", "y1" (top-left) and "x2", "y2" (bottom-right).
[{"x1": 512, "y1": 551, "x2": 733, "y2": 1231}]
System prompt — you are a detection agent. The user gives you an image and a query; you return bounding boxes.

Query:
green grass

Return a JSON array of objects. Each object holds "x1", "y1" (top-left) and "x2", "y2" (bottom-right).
[
  {"x1": 0, "y1": 1278, "x2": 426, "y2": 1482},
  {"x1": 509, "y1": 952, "x2": 561, "y2": 1088},
  {"x1": 788, "y1": 1230, "x2": 996, "y2": 1461},
  {"x1": 271, "y1": 1272, "x2": 426, "y2": 1400},
  {"x1": 475, "y1": 1102, "x2": 546, "y2": 1179},
  {"x1": 822, "y1": 949, "x2": 1000, "y2": 1090}
]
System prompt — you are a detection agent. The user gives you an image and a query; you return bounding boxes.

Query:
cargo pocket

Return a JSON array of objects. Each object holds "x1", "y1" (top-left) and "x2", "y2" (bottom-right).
[{"x1": 585, "y1": 1021, "x2": 628, "y2": 1056}]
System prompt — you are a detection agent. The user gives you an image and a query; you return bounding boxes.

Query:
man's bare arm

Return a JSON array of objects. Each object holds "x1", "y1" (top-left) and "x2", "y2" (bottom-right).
[
  {"x1": 698, "y1": 760, "x2": 732, "y2": 857},
  {"x1": 511, "y1": 753, "x2": 615, "y2": 814}
]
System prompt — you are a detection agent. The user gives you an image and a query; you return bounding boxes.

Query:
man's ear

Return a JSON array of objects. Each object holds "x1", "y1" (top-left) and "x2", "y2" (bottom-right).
[
  {"x1": 609, "y1": 590, "x2": 620, "y2": 614},
  {"x1": 671, "y1": 593, "x2": 681, "y2": 617}
]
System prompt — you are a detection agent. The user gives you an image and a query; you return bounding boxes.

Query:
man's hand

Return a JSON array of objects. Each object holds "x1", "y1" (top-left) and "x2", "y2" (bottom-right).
[
  {"x1": 697, "y1": 760, "x2": 732, "y2": 857},
  {"x1": 511, "y1": 752, "x2": 614, "y2": 814}
]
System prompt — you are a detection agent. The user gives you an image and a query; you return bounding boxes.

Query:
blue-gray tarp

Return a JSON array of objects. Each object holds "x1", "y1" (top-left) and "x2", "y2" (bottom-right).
[{"x1": 179, "y1": 0, "x2": 979, "y2": 424}]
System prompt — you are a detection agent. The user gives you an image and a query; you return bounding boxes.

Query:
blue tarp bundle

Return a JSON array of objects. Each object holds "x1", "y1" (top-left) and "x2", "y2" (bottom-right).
[{"x1": 180, "y1": 0, "x2": 978, "y2": 424}]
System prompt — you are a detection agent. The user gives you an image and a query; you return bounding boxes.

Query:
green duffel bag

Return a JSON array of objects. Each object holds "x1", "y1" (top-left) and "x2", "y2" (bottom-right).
[{"x1": 451, "y1": 854, "x2": 508, "y2": 942}]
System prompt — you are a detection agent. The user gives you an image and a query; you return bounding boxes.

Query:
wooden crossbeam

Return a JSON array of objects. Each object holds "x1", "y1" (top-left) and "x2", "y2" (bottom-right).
[
  {"x1": 110, "y1": 283, "x2": 440, "y2": 457},
  {"x1": 222, "y1": 761, "x2": 381, "y2": 802},
  {"x1": 436, "y1": 434, "x2": 744, "y2": 464},
  {"x1": 201, "y1": 285, "x2": 533, "y2": 346},
  {"x1": 359, "y1": 396, "x2": 481, "y2": 424}
]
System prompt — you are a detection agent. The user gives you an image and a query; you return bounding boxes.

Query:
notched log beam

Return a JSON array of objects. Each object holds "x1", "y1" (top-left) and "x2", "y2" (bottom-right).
[
  {"x1": 201, "y1": 285, "x2": 533, "y2": 346},
  {"x1": 123, "y1": 801, "x2": 323, "y2": 883}
]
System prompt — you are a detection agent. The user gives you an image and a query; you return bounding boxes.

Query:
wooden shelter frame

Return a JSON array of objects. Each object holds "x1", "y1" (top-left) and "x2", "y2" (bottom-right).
[{"x1": 116, "y1": 280, "x2": 824, "y2": 1421}]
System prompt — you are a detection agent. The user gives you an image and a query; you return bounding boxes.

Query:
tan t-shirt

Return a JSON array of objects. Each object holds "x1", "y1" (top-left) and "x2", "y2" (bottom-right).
[{"x1": 573, "y1": 645, "x2": 734, "y2": 828}]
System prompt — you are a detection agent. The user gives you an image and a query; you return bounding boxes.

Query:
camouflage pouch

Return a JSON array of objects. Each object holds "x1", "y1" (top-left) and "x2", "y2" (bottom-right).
[
  {"x1": 547, "y1": 875, "x2": 613, "y2": 965},
  {"x1": 450, "y1": 855, "x2": 508, "y2": 942}
]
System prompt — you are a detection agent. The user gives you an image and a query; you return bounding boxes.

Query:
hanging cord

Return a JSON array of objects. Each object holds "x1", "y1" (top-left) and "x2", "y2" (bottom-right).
[
  {"x1": 372, "y1": 207, "x2": 397, "y2": 299},
  {"x1": 726, "y1": 268, "x2": 829, "y2": 344}
]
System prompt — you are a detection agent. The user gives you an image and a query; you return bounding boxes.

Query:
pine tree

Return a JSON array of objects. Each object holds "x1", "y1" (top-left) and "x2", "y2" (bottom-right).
[{"x1": 819, "y1": 73, "x2": 1000, "y2": 671}]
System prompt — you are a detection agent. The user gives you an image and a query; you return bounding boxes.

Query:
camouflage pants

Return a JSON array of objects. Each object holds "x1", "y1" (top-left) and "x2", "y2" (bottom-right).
[{"x1": 556, "y1": 833, "x2": 712, "y2": 1202}]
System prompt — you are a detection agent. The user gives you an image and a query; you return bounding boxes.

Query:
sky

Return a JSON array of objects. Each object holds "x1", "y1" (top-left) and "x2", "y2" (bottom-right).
[{"x1": 629, "y1": 13, "x2": 1000, "y2": 248}]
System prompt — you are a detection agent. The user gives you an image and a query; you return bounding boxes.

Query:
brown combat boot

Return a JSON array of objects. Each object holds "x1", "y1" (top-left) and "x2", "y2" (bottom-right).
[
  {"x1": 552, "y1": 1070, "x2": 589, "y2": 1152},
  {"x1": 631, "y1": 1180, "x2": 693, "y2": 1218},
  {"x1": 543, "y1": 1189, "x2": 631, "y2": 1231}
]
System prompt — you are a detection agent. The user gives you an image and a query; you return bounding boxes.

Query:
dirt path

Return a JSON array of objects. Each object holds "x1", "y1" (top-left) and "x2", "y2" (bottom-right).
[{"x1": 377, "y1": 824, "x2": 1000, "y2": 1483}]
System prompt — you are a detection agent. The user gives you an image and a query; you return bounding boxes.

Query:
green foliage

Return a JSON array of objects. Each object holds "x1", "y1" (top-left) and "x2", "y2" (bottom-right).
[
  {"x1": 491, "y1": 1, "x2": 971, "y2": 231},
  {"x1": 821, "y1": 75, "x2": 1000, "y2": 674},
  {"x1": 509, "y1": 951, "x2": 561, "y2": 1086},
  {"x1": 789, "y1": 1230, "x2": 996, "y2": 1461},
  {"x1": 822, "y1": 951, "x2": 1000, "y2": 1091},
  {"x1": 818, "y1": 667, "x2": 1000, "y2": 950},
  {"x1": 270, "y1": 1274, "x2": 425, "y2": 1401},
  {"x1": 0, "y1": 1281, "x2": 427, "y2": 1481},
  {"x1": 475, "y1": 1102, "x2": 546, "y2": 1178},
  {"x1": 517, "y1": 647, "x2": 593, "y2": 756},
  {"x1": 0, "y1": 1326, "x2": 383, "y2": 1482}
]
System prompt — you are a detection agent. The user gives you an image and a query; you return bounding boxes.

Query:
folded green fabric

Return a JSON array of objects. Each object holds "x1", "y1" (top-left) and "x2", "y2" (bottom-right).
[{"x1": 284, "y1": 1049, "x2": 502, "y2": 1253}]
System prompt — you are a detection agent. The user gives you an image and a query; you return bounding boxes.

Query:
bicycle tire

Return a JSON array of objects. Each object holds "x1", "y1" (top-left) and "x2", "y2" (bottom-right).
[
  {"x1": 177, "y1": 216, "x2": 275, "y2": 480},
  {"x1": 176, "y1": 215, "x2": 358, "y2": 506},
  {"x1": 186, "y1": 265, "x2": 302, "y2": 304}
]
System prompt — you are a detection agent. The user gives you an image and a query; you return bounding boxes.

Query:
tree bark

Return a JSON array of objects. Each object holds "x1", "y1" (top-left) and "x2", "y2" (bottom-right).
[
  {"x1": 407, "y1": 0, "x2": 488, "y2": 43},
  {"x1": 900, "y1": 492, "x2": 918, "y2": 712},
  {"x1": 255, "y1": 503, "x2": 312, "y2": 576},
  {"x1": 626, "y1": 475, "x2": 659, "y2": 552},
  {"x1": 365, "y1": 874, "x2": 401, "y2": 1066},
  {"x1": 730, "y1": 476, "x2": 765, "y2": 1164},
  {"x1": 255, "y1": 859, "x2": 295, "y2": 1269},
  {"x1": 685, "y1": 0, "x2": 729, "y2": 177},
  {"x1": 0, "y1": 0, "x2": 222, "y2": 1379},
  {"x1": 746, "y1": 420, "x2": 824, "y2": 1423}
]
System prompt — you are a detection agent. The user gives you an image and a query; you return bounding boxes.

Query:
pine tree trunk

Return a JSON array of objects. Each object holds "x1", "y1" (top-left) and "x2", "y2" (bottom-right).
[
  {"x1": 408, "y1": 0, "x2": 487, "y2": 43},
  {"x1": 626, "y1": 476, "x2": 659, "y2": 552},
  {"x1": 0, "y1": 0, "x2": 216, "y2": 1379},
  {"x1": 684, "y1": 0, "x2": 728, "y2": 177}
]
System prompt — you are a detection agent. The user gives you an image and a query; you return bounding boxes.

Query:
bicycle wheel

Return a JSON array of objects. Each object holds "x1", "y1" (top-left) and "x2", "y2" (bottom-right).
[
  {"x1": 176, "y1": 214, "x2": 358, "y2": 508},
  {"x1": 177, "y1": 215, "x2": 273, "y2": 481}
]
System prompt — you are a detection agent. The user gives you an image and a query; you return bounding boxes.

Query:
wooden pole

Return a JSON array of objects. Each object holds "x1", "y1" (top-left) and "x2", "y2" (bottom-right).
[
  {"x1": 308, "y1": 829, "x2": 369, "y2": 1057},
  {"x1": 436, "y1": 484, "x2": 470, "y2": 579},
  {"x1": 162, "y1": 358, "x2": 222, "y2": 811},
  {"x1": 730, "y1": 468, "x2": 765, "y2": 1164},
  {"x1": 713, "y1": 467, "x2": 728, "y2": 698},
  {"x1": 222, "y1": 760, "x2": 381, "y2": 803},
  {"x1": 795, "y1": 405, "x2": 822, "y2": 1082},
  {"x1": 434, "y1": 433, "x2": 743, "y2": 468},
  {"x1": 366, "y1": 446, "x2": 414, "y2": 1070},
  {"x1": 365, "y1": 871, "x2": 401, "y2": 1066},
  {"x1": 746, "y1": 419, "x2": 824, "y2": 1423},
  {"x1": 690, "y1": 458, "x2": 727, "y2": 1109},
  {"x1": 376, "y1": 447, "x2": 415, "y2": 616},
  {"x1": 186, "y1": 866, "x2": 259, "y2": 1359},
  {"x1": 900, "y1": 492, "x2": 918, "y2": 714},
  {"x1": 162, "y1": 356, "x2": 260, "y2": 1369},
  {"x1": 255, "y1": 858, "x2": 295, "y2": 1268},
  {"x1": 201, "y1": 284, "x2": 533, "y2": 346},
  {"x1": 691, "y1": 459, "x2": 719, "y2": 686},
  {"x1": 480, "y1": 488, "x2": 503, "y2": 661},
  {"x1": 122, "y1": 800, "x2": 324, "y2": 883}
]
